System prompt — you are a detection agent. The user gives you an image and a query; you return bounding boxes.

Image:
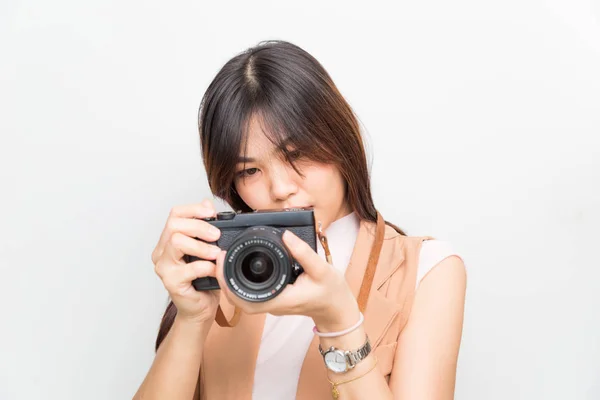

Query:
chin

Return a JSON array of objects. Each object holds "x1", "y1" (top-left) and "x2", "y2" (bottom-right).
[{"x1": 312, "y1": 210, "x2": 332, "y2": 231}]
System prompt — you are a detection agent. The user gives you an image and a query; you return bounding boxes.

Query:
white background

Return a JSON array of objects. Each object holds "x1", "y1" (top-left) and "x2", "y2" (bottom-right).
[{"x1": 1, "y1": 0, "x2": 599, "y2": 399}]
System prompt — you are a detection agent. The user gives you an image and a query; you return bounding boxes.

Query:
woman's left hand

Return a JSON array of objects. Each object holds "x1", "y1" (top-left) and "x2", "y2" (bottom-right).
[{"x1": 214, "y1": 230, "x2": 360, "y2": 331}]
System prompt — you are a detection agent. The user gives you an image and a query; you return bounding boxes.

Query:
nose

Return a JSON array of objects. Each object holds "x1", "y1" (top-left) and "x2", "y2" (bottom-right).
[{"x1": 269, "y1": 163, "x2": 298, "y2": 203}]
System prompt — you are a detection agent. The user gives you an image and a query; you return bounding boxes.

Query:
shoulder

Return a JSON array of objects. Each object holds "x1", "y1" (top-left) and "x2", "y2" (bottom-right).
[
  {"x1": 407, "y1": 246, "x2": 466, "y2": 328},
  {"x1": 367, "y1": 221, "x2": 467, "y2": 292},
  {"x1": 417, "y1": 240, "x2": 466, "y2": 288},
  {"x1": 414, "y1": 239, "x2": 467, "y2": 304},
  {"x1": 382, "y1": 226, "x2": 465, "y2": 272},
  {"x1": 381, "y1": 229, "x2": 467, "y2": 289}
]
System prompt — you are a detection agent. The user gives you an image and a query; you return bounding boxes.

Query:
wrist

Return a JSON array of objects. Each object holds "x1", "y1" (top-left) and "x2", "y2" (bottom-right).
[
  {"x1": 319, "y1": 325, "x2": 368, "y2": 356},
  {"x1": 174, "y1": 314, "x2": 213, "y2": 337},
  {"x1": 312, "y1": 293, "x2": 360, "y2": 333}
]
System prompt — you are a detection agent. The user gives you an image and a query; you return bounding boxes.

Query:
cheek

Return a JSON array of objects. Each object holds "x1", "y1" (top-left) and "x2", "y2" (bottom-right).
[
  {"x1": 303, "y1": 164, "x2": 345, "y2": 200},
  {"x1": 234, "y1": 179, "x2": 270, "y2": 209},
  {"x1": 302, "y1": 165, "x2": 348, "y2": 228}
]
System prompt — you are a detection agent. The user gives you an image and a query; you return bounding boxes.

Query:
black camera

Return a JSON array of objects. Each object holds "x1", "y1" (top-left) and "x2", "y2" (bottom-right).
[{"x1": 184, "y1": 207, "x2": 317, "y2": 302}]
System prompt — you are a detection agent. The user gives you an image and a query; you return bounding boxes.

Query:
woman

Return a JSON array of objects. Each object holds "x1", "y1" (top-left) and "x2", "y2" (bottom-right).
[{"x1": 135, "y1": 40, "x2": 467, "y2": 400}]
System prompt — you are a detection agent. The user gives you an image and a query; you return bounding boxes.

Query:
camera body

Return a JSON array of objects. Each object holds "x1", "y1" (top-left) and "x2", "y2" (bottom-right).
[{"x1": 184, "y1": 207, "x2": 317, "y2": 302}]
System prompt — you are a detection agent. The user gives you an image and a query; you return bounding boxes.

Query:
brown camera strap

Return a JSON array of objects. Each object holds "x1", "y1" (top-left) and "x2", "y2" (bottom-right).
[
  {"x1": 214, "y1": 211, "x2": 386, "y2": 327},
  {"x1": 357, "y1": 211, "x2": 385, "y2": 312},
  {"x1": 215, "y1": 303, "x2": 241, "y2": 327}
]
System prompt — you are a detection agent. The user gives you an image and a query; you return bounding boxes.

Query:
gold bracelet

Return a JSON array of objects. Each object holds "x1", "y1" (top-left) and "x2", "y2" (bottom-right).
[{"x1": 327, "y1": 357, "x2": 379, "y2": 399}]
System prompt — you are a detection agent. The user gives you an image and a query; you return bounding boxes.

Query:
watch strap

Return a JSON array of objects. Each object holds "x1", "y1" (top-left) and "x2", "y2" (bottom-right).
[
  {"x1": 319, "y1": 335, "x2": 372, "y2": 372},
  {"x1": 346, "y1": 337, "x2": 372, "y2": 368}
]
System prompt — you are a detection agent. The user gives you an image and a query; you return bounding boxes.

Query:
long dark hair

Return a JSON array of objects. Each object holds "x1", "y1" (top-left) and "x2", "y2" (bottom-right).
[{"x1": 155, "y1": 40, "x2": 404, "y2": 356}]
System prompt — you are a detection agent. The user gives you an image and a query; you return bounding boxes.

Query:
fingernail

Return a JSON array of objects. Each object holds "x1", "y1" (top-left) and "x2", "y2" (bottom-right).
[
  {"x1": 201, "y1": 206, "x2": 214, "y2": 217},
  {"x1": 209, "y1": 226, "x2": 220, "y2": 237},
  {"x1": 210, "y1": 246, "x2": 221, "y2": 258}
]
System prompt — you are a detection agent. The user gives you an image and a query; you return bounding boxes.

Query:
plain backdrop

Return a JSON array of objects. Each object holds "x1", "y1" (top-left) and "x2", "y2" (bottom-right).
[{"x1": 1, "y1": 0, "x2": 599, "y2": 399}]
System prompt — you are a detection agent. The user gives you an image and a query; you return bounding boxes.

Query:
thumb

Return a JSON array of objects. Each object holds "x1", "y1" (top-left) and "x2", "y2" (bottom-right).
[{"x1": 283, "y1": 230, "x2": 328, "y2": 280}]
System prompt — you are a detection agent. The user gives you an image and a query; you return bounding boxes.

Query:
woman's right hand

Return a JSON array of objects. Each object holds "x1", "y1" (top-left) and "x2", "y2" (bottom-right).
[{"x1": 151, "y1": 198, "x2": 222, "y2": 324}]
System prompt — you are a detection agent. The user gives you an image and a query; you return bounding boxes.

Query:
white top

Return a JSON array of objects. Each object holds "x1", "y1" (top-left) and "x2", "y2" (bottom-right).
[{"x1": 252, "y1": 212, "x2": 461, "y2": 400}]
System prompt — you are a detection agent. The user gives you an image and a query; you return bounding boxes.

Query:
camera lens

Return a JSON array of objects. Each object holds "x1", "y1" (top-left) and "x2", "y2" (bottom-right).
[
  {"x1": 223, "y1": 226, "x2": 296, "y2": 302},
  {"x1": 241, "y1": 251, "x2": 274, "y2": 284}
]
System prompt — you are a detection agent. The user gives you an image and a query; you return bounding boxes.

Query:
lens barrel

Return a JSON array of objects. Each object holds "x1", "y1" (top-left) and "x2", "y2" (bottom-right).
[{"x1": 223, "y1": 226, "x2": 294, "y2": 302}]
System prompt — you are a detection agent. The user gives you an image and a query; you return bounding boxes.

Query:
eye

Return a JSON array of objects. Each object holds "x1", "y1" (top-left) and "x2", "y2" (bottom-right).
[
  {"x1": 287, "y1": 149, "x2": 303, "y2": 161},
  {"x1": 237, "y1": 167, "x2": 259, "y2": 178}
]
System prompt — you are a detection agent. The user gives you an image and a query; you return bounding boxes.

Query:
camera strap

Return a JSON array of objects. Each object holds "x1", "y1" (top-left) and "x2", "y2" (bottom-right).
[
  {"x1": 213, "y1": 211, "x2": 386, "y2": 327},
  {"x1": 357, "y1": 211, "x2": 385, "y2": 313},
  {"x1": 215, "y1": 302, "x2": 241, "y2": 328},
  {"x1": 317, "y1": 221, "x2": 333, "y2": 265}
]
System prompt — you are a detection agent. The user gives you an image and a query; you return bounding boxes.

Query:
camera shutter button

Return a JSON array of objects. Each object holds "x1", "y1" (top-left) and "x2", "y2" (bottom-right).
[{"x1": 217, "y1": 211, "x2": 236, "y2": 220}]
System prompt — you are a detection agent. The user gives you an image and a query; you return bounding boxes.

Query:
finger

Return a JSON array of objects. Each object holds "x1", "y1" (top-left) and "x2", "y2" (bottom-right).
[
  {"x1": 164, "y1": 232, "x2": 221, "y2": 262},
  {"x1": 283, "y1": 230, "x2": 328, "y2": 280},
  {"x1": 163, "y1": 203, "x2": 219, "y2": 238},
  {"x1": 154, "y1": 206, "x2": 219, "y2": 262},
  {"x1": 180, "y1": 260, "x2": 217, "y2": 283},
  {"x1": 200, "y1": 198, "x2": 217, "y2": 214},
  {"x1": 166, "y1": 217, "x2": 221, "y2": 242},
  {"x1": 158, "y1": 260, "x2": 217, "y2": 297},
  {"x1": 169, "y1": 202, "x2": 217, "y2": 219},
  {"x1": 154, "y1": 258, "x2": 169, "y2": 280},
  {"x1": 256, "y1": 270, "x2": 314, "y2": 315},
  {"x1": 154, "y1": 259, "x2": 180, "y2": 292}
]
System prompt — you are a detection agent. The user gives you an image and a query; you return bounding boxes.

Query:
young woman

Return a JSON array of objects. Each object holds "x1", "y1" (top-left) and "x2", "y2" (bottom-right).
[{"x1": 135, "y1": 40, "x2": 467, "y2": 400}]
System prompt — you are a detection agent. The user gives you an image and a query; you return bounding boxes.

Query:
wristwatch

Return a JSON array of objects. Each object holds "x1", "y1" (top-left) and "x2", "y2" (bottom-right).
[{"x1": 318, "y1": 335, "x2": 372, "y2": 373}]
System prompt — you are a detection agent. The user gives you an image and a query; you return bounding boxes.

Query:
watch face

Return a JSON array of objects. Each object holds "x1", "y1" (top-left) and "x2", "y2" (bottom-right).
[{"x1": 324, "y1": 350, "x2": 347, "y2": 373}]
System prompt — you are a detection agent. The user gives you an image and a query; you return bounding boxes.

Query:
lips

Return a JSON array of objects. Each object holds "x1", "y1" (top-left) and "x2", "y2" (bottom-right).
[{"x1": 286, "y1": 205, "x2": 313, "y2": 209}]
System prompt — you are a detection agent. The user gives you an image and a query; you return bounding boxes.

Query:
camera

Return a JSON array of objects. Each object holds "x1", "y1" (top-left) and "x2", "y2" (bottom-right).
[{"x1": 184, "y1": 207, "x2": 317, "y2": 302}]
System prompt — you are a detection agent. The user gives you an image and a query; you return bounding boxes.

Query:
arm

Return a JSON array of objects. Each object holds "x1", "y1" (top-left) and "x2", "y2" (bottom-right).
[
  {"x1": 320, "y1": 255, "x2": 466, "y2": 399},
  {"x1": 389, "y1": 255, "x2": 467, "y2": 399},
  {"x1": 135, "y1": 200, "x2": 222, "y2": 399},
  {"x1": 133, "y1": 316, "x2": 211, "y2": 400}
]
